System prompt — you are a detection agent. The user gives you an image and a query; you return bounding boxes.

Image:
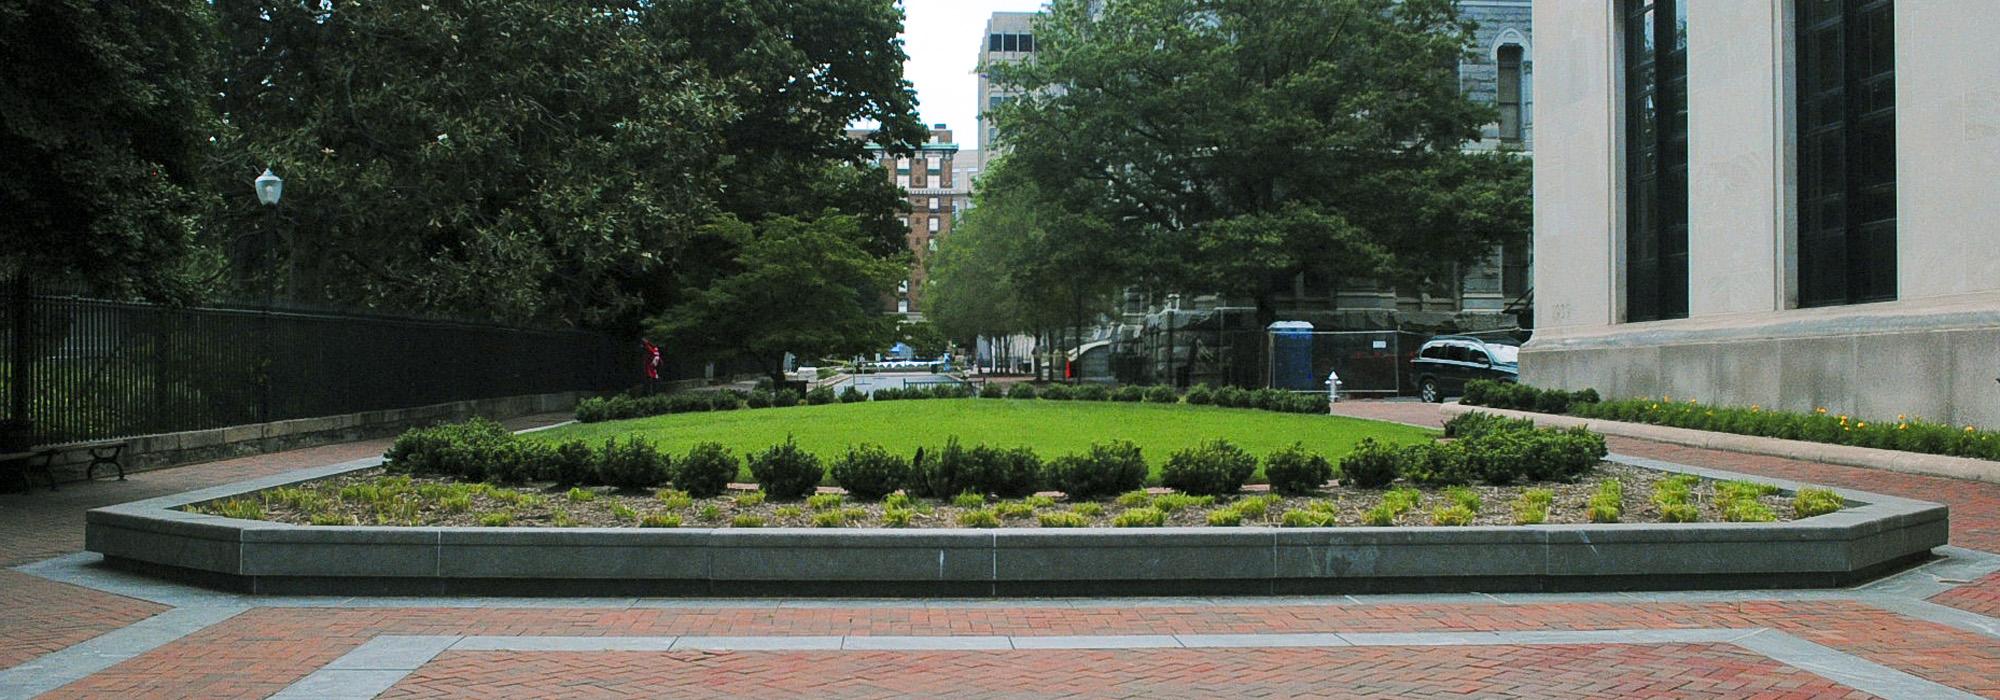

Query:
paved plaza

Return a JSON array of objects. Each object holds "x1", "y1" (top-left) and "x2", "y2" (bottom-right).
[{"x1": 3, "y1": 404, "x2": 2000, "y2": 698}]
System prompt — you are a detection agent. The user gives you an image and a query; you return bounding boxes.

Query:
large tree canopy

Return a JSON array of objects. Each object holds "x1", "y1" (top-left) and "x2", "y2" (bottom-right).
[{"x1": 977, "y1": 0, "x2": 1532, "y2": 326}]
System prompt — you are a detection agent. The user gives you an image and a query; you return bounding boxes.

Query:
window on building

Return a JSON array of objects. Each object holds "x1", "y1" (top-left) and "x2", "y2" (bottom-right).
[
  {"x1": 928, "y1": 217, "x2": 940, "y2": 233},
  {"x1": 898, "y1": 299, "x2": 909, "y2": 314},
  {"x1": 989, "y1": 33, "x2": 1003, "y2": 52},
  {"x1": 928, "y1": 197, "x2": 940, "y2": 211},
  {"x1": 928, "y1": 238, "x2": 937, "y2": 252},
  {"x1": 1623, "y1": 0, "x2": 1690, "y2": 322},
  {"x1": 1798, "y1": 0, "x2": 1896, "y2": 307},
  {"x1": 896, "y1": 175, "x2": 909, "y2": 189},
  {"x1": 1497, "y1": 44, "x2": 1525, "y2": 142},
  {"x1": 927, "y1": 156, "x2": 942, "y2": 170},
  {"x1": 1003, "y1": 33, "x2": 1018, "y2": 52},
  {"x1": 896, "y1": 157, "x2": 910, "y2": 171}
]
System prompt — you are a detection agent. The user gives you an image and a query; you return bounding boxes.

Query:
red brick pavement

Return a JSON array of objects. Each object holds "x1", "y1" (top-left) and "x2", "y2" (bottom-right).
[
  {"x1": 37, "y1": 601, "x2": 2000, "y2": 699},
  {"x1": 380, "y1": 644, "x2": 1873, "y2": 700},
  {"x1": 1333, "y1": 400, "x2": 2000, "y2": 553},
  {"x1": 0, "y1": 570, "x2": 166, "y2": 670},
  {"x1": 1933, "y1": 571, "x2": 2000, "y2": 618}
]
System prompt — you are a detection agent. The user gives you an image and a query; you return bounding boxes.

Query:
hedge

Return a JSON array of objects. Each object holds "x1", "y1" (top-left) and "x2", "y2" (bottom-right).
[{"x1": 577, "y1": 381, "x2": 1331, "y2": 424}]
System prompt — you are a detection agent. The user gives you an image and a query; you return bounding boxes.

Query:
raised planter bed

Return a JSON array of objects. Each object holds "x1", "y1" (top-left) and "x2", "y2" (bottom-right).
[{"x1": 85, "y1": 454, "x2": 1947, "y2": 597}]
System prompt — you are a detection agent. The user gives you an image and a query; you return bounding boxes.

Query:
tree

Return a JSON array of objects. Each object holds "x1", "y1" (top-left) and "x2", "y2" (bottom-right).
[
  {"x1": 648, "y1": 214, "x2": 904, "y2": 385},
  {"x1": 0, "y1": 0, "x2": 220, "y2": 301},
  {"x1": 989, "y1": 0, "x2": 1531, "y2": 325}
]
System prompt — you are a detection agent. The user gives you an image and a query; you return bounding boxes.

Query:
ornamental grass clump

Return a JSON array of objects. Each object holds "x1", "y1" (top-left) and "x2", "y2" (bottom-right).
[
  {"x1": 1587, "y1": 480, "x2": 1624, "y2": 523},
  {"x1": 1161, "y1": 439, "x2": 1258, "y2": 496},
  {"x1": 1206, "y1": 509, "x2": 1244, "y2": 526},
  {"x1": 1150, "y1": 493, "x2": 1215, "y2": 513},
  {"x1": 882, "y1": 508, "x2": 915, "y2": 527},
  {"x1": 953, "y1": 491, "x2": 987, "y2": 508},
  {"x1": 1263, "y1": 443, "x2": 1334, "y2": 495},
  {"x1": 730, "y1": 514, "x2": 766, "y2": 527},
  {"x1": 1443, "y1": 486, "x2": 1482, "y2": 513},
  {"x1": 1793, "y1": 488, "x2": 1845, "y2": 518},
  {"x1": 1430, "y1": 505, "x2": 1476, "y2": 526},
  {"x1": 1039, "y1": 511, "x2": 1089, "y2": 528},
  {"x1": 214, "y1": 498, "x2": 265, "y2": 521},
  {"x1": 958, "y1": 509, "x2": 1000, "y2": 528},
  {"x1": 1113, "y1": 507, "x2": 1167, "y2": 527},
  {"x1": 994, "y1": 502, "x2": 1037, "y2": 520},
  {"x1": 656, "y1": 489, "x2": 693, "y2": 510},
  {"x1": 1231, "y1": 494, "x2": 1278, "y2": 520},
  {"x1": 640, "y1": 513, "x2": 681, "y2": 528},
  {"x1": 806, "y1": 493, "x2": 845, "y2": 511},
  {"x1": 732, "y1": 491, "x2": 766, "y2": 508},
  {"x1": 1286, "y1": 508, "x2": 1337, "y2": 527},
  {"x1": 566, "y1": 487, "x2": 596, "y2": 503},
  {"x1": 748, "y1": 437, "x2": 824, "y2": 499}
]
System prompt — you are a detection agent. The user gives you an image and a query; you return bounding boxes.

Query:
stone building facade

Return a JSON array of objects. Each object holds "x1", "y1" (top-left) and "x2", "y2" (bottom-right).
[{"x1": 1525, "y1": 1, "x2": 2000, "y2": 428}]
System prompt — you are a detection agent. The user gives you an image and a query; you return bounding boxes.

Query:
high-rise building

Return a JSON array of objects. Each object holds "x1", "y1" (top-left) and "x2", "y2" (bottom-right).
[
  {"x1": 848, "y1": 125, "x2": 963, "y2": 318},
  {"x1": 976, "y1": 12, "x2": 1039, "y2": 171}
]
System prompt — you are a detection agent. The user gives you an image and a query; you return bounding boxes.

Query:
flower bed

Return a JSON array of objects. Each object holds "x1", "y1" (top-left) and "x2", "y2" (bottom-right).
[{"x1": 1462, "y1": 380, "x2": 2000, "y2": 461}]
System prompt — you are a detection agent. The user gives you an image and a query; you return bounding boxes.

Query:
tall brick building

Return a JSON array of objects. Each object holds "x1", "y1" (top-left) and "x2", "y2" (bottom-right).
[{"x1": 849, "y1": 125, "x2": 962, "y2": 318}]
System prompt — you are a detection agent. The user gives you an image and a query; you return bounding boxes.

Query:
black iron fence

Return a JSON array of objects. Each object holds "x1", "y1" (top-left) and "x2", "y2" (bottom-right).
[{"x1": 1, "y1": 286, "x2": 637, "y2": 447}]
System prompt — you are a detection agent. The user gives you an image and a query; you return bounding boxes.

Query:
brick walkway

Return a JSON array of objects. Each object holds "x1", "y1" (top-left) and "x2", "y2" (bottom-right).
[
  {"x1": 7, "y1": 405, "x2": 2000, "y2": 698},
  {"x1": 380, "y1": 644, "x2": 1872, "y2": 699}
]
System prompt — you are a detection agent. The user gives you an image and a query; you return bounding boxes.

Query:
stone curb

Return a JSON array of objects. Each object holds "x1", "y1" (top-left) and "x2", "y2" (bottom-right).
[
  {"x1": 81, "y1": 450, "x2": 1949, "y2": 597},
  {"x1": 1439, "y1": 403, "x2": 2000, "y2": 485}
]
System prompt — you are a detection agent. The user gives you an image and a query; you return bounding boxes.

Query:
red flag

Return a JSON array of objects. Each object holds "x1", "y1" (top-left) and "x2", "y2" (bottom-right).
[{"x1": 642, "y1": 340, "x2": 661, "y2": 379}]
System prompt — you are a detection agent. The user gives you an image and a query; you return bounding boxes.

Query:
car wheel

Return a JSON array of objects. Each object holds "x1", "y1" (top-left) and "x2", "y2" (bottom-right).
[{"x1": 1420, "y1": 378, "x2": 1441, "y2": 404}]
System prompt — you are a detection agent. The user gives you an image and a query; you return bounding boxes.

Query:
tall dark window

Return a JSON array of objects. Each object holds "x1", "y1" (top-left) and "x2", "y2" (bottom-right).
[
  {"x1": 1623, "y1": 0, "x2": 1689, "y2": 322},
  {"x1": 1497, "y1": 45, "x2": 1524, "y2": 142},
  {"x1": 1798, "y1": 0, "x2": 1896, "y2": 307}
]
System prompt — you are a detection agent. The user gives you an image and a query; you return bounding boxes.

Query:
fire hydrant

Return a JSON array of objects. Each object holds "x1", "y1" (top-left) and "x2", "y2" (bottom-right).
[{"x1": 1325, "y1": 370, "x2": 1343, "y2": 408}]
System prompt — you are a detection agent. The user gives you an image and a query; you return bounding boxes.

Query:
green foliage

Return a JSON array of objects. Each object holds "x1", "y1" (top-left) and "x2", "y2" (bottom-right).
[
  {"x1": 1074, "y1": 384, "x2": 1110, "y2": 401},
  {"x1": 384, "y1": 418, "x2": 517, "y2": 482},
  {"x1": 1044, "y1": 440, "x2": 1150, "y2": 500},
  {"x1": 1443, "y1": 486, "x2": 1482, "y2": 513},
  {"x1": 546, "y1": 441, "x2": 598, "y2": 486},
  {"x1": 840, "y1": 386, "x2": 867, "y2": 404},
  {"x1": 1160, "y1": 439, "x2": 1258, "y2": 496},
  {"x1": 609, "y1": 503, "x2": 638, "y2": 521},
  {"x1": 478, "y1": 512, "x2": 514, "y2": 527},
  {"x1": 1231, "y1": 495, "x2": 1278, "y2": 520},
  {"x1": 656, "y1": 490, "x2": 694, "y2": 511},
  {"x1": 1039, "y1": 511, "x2": 1089, "y2": 528},
  {"x1": 810, "y1": 509, "x2": 857, "y2": 527},
  {"x1": 746, "y1": 390, "x2": 775, "y2": 409},
  {"x1": 674, "y1": 442, "x2": 740, "y2": 498},
  {"x1": 1205, "y1": 509, "x2": 1244, "y2": 526},
  {"x1": 980, "y1": 383, "x2": 1007, "y2": 399},
  {"x1": 597, "y1": 437, "x2": 670, "y2": 490},
  {"x1": 1025, "y1": 494, "x2": 1057, "y2": 508},
  {"x1": 747, "y1": 437, "x2": 824, "y2": 499},
  {"x1": 1793, "y1": 488, "x2": 1845, "y2": 518},
  {"x1": 730, "y1": 514, "x2": 766, "y2": 528},
  {"x1": 1659, "y1": 503, "x2": 1699, "y2": 523},
  {"x1": 1587, "y1": 480, "x2": 1625, "y2": 523},
  {"x1": 212, "y1": 498, "x2": 264, "y2": 521},
  {"x1": 1040, "y1": 384, "x2": 1074, "y2": 401},
  {"x1": 806, "y1": 387, "x2": 838, "y2": 405},
  {"x1": 1286, "y1": 509, "x2": 1338, "y2": 527},
  {"x1": 1338, "y1": 438, "x2": 1402, "y2": 488},
  {"x1": 1150, "y1": 493, "x2": 1215, "y2": 513},
  {"x1": 994, "y1": 502, "x2": 1037, "y2": 520},
  {"x1": 1396, "y1": 441, "x2": 1476, "y2": 487},
  {"x1": 1116, "y1": 491, "x2": 1154, "y2": 508},
  {"x1": 1072, "y1": 503, "x2": 1105, "y2": 517},
  {"x1": 1143, "y1": 386, "x2": 1179, "y2": 404},
  {"x1": 1213, "y1": 387, "x2": 1251, "y2": 409},
  {"x1": 1443, "y1": 411, "x2": 1538, "y2": 440},
  {"x1": 1511, "y1": 493, "x2": 1548, "y2": 525},
  {"x1": 957, "y1": 509, "x2": 1000, "y2": 528},
  {"x1": 1006, "y1": 383, "x2": 1039, "y2": 400},
  {"x1": 1184, "y1": 385, "x2": 1216, "y2": 406},
  {"x1": 882, "y1": 508, "x2": 915, "y2": 527},
  {"x1": 1112, "y1": 507, "x2": 1166, "y2": 528},
  {"x1": 1111, "y1": 385, "x2": 1145, "y2": 402},
  {"x1": 952, "y1": 492, "x2": 988, "y2": 508},
  {"x1": 829, "y1": 443, "x2": 910, "y2": 501},
  {"x1": 1722, "y1": 500, "x2": 1777, "y2": 523},
  {"x1": 1429, "y1": 505, "x2": 1476, "y2": 526},
  {"x1": 698, "y1": 504, "x2": 723, "y2": 521},
  {"x1": 640, "y1": 513, "x2": 682, "y2": 528},
  {"x1": 968, "y1": 445, "x2": 1044, "y2": 498},
  {"x1": 1544, "y1": 389, "x2": 2000, "y2": 462},
  {"x1": 733, "y1": 491, "x2": 767, "y2": 508},
  {"x1": 806, "y1": 493, "x2": 845, "y2": 511},
  {"x1": 908, "y1": 438, "x2": 977, "y2": 499},
  {"x1": 566, "y1": 487, "x2": 596, "y2": 503}
]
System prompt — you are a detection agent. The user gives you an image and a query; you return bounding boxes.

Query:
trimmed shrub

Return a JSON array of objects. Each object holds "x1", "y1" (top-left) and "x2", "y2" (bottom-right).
[
  {"x1": 830, "y1": 444, "x2": 910, "y2": 501},
  {"x1": 1039, "y1": 383, "x2": 1073, "y2": 400},
  {"x1": 1443, "y1": 411, "x2": 1537, "y2": 440},
  {"x1": 745, "y1": 390, "x2": 774, "y2": 409},
  {"x1": 1184, "y1": 384, "x2": 1216, "y2": 406},
  {"x1": 773, "y1": 389, "x2": 802, "y2": 408},
  {"x1": 839, "y1": 386, "x2": 866, "y2": 403},
  {"x1": 908, "y1": 438, "x2": 977, "y2": 499},
  {"x1": 1074, "y1": 384, "x2": 1110, "y2": 401},
  {"x1": 1143, "y1": 385, "x2": 1179, "y2": 404},
  {"x1": 1263, "y1": 443, "x2": 1333, "y2": 495},
  {"x1": 708, "y1": 391, "x2": 743, "y2": 411},
  {"x1": 1160, "y1": 439, "x2": 1258, "y2": 496},
  {"x1": 1213, "y1": 386, "x2": 1250, "y2": 408},
  {"x1": 1043, "y1": 440, "x2": 1149, "y2": 500},
  {"x1": 979, "y1": 383, "x2": 1006, "y2": 399},
  {"x1": 804, "y1": 387, "x2": 837, "y2": 405},
  {"x1": 674, "y1": 442, "x2": 739, "y2": 498},
  {"x1": 1397, "y1": 441, "x2": 1477, "y2": 486},
  {"x1": 969, "y1": 445, "x2": 1043, "y2": 498},
  {"x1": 546, "y1": 440, "x2": 597, "y2": 486},
  {"x1": 1006, "y1": 383, "x2": 1038, "y2": 400},
  {"x1": 747, "y1": 437, "x2": 824, "y2": 499},
  {"x1": 1111, "y1": 385, "x2": 1145, "y2": 402},
  {"x1": 1249, "y1": 388, "x2": 1287, "y2": 411},
  {"x1": 385, "y1": 418, "x2": 516, "y2": 481},
  {"x1": 573, "y1": 397, "x2": 611, "y2": 422},
  {"x1": 1337, "y1": 438, "x2": 1401, "y2": 488},
  {"x1": 597, "y1": 436, "x2": 670, "y2": 489},
  {"x1": 872, "y1": 387, "x2": 903, "y2": 401}
]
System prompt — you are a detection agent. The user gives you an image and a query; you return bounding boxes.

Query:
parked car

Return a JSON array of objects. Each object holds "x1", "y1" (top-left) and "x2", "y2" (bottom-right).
[{"x1": 1410, "y1": 335, "x2": 1520, "y2": 403}]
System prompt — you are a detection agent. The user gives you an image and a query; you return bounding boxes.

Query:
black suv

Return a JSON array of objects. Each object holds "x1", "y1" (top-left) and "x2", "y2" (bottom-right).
[{"x1": 1410, "y1": 336, "x2": 1520, "y2": 403}]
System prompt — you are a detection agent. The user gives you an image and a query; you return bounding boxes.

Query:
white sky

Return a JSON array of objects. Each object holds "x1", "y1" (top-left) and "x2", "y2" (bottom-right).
[{"x1": 896, "y1": 0, "x2": 1049, "y2": 144}]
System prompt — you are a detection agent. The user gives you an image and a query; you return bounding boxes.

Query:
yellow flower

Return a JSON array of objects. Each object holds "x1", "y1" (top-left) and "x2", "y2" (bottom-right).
[
  {"x1": 1968, "y1": 426, "x2": 1978, "y2": 433},
  {"x1": 1857, "y1": 422, "x2": 1866, "y2": 429},
  {"x1": 1815, "y1": 407, "x2": 1828, "y2": 414},
  {"x1": 1751, "y1": 405, "x2": 1762, "y2": 412},
  {"x1": 1898, "y1": 424, "x2": 1907, "y2": 431},
  {"x1": 1898, "y1": 415, "x2": 1907, "y2": 421}
]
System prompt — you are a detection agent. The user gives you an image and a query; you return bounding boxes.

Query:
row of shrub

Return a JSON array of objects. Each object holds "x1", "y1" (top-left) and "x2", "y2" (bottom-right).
[
  {"x1": 575, "y1": 381, "x2": 1330, "y2": 424},
  {"x1": 1462, "y1": 379, "x2": 2000, "y2": 461},
  {"x1": 1341, "y1": 416, "x2": 1609, "y2": 488}
]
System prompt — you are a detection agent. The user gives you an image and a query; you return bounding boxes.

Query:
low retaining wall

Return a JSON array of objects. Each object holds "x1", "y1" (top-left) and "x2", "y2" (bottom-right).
[
  {"x1": 37, "y1": 390, "x2": 597, "y2": 483},
  {"x1": 84, "y1": 455, "x2": 1948, "y2": 597},
  {"x1": 1441, "y1": 403, "x2": 2000, "y2": 486}
]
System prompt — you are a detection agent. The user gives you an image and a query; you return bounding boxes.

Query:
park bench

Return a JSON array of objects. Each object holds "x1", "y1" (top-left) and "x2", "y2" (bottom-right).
[{"x1": 1, "y1": 442, "x2": 127, "y2": 493}]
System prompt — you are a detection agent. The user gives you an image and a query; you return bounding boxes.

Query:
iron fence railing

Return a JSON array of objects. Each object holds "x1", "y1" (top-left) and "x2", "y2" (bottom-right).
[{"x1": 1, "y1": 285, "x2": 637, "y2": 447}]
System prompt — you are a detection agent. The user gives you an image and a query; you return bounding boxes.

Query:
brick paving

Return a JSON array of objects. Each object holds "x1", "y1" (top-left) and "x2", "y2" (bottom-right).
[
  {"x1": 0, "y1": 570, "x2": 166, "y2": 670},
  {"x1": 33, "y1": 600, "x2": 2000, "y2": 698},
  {"x1": 1933, "y1": 571, "x2": 2000, "y2": 618},
  {"x1": 380, "y1": 644, "x2": 1874, "y2": 699}
]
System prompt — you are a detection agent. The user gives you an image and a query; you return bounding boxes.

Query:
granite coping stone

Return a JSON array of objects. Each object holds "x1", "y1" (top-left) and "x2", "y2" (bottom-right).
[{"x1": 83, "y1": 445, "x2": 1949, "y2": 595}]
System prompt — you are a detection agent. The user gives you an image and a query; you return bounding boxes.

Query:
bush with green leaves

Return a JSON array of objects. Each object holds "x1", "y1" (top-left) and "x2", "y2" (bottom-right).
[
  {"x1": 747, "y1": 437, "x2": 824, "y2": 499},
  {"x1": 1113, "y1": 507, "x2": 1166, "y2": 527},
  {"x1": 839, "y1": 386, "x2": 866, "y2": 403},
  {"x1": 1039, "y1": 511, "x2": 1089, "y2": 527},
  {"x1": 1213, "y1": 386, "x2": 1251, "y2": 408},
  {"x1": 1184, "y1": 384, "x2": 1216, "y2": 405},
  {"x1": 1443, "y1": 411, "x2": 1537, "y2": 440},
  {"x1": 597, "y1": 436, "x2": 670, "y2": 489},
  {"x1": 1006, "y1": 383, "x2": 1038, "y2": 399},
  {"x1": 543, "y1": 440, "x2": 597, "y2": 486},
  {"x1": 385, "y1": 418, "x2": 518, "y2": 482},
  {"x1": 969, "y1": 445, "x2": 1044, "y2": 498},
  {"x1": 829, "y1": 443, "x2": 910, "y2": 501},
  {"x1": 1039, "y1": 383, "x2": 1074, "y2": 401},
  {"x1": 1111, "y1": 385, "x2": 1145, "y2": 402},
  {"x1": 958, "y1": 509, "x2": 1000, "y2": 528},
  {"x1": 674, "y1": 442, "x2": 740, "y2": 498},
  {"x1": 1074, "y1": 384, "x2": 1109, "y2": 401},
  {"x1": 774, "y1": 389, "x2": 803, "y2": 408},
  {"x1": 1396, "y1": 441, "x2": 1476, "y2": 486},
  {"x1": 805, "y1": 386, "x2": 837, "y2": 405},
  {"x1": 1043, "y1": 440, "x2": 1149, "y2": 500},
  {"x1": 907, "y1": 438, "x2": 976, "y2": 499},
  {"x1": 1160, "y1": 439, "x2": 1258, "y2": 496},
  {"x1": 1337, "y1": 438, "x2": 1402, "y2": 488},
  {"x1": 1261, "y1": 443, "x2": 1332, "y2": 495},
  {"x1": 1142, "y1": 385, "x2": 1178, "y2": 404},
  {"x1": 745, "y1": 389, "x2": 775, "y2": 409},
  {"x1": 1430, "y1": 505, "x2": 1475, "y2": 526},
  {"x1": 979, "y1": 383, "x2": 1006, "y2": 399}
]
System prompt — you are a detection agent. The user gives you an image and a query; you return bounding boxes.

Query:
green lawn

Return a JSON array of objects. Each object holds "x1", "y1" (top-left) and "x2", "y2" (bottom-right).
[{"x1": 532, "y1": 399, "x2": 1436, "y2": 481}]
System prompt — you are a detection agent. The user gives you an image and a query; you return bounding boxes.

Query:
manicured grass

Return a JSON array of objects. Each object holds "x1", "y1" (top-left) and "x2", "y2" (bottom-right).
[{"x1": 532, "y1": 399, "x2": 1436, "y2": 482}]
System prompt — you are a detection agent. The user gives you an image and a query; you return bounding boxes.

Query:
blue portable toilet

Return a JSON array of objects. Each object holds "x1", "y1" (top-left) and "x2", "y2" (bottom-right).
[{"x1": 1268, "y1": 321, "x2": 1316, "y2": 390}]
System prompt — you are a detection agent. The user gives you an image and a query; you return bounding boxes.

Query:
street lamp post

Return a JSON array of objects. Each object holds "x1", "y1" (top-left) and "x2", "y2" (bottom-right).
[
  {"x1": 1164, "y1": 293, "x2": 1181, "y2": 388},
  {"x1": 254, "y1": 168, "x2": 282, "y2": 424}
]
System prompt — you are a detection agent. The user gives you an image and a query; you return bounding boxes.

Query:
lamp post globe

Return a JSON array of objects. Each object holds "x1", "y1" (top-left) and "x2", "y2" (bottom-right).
[{"x1": 254, "y1": 168, "x2": 283, "y2": 206}]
